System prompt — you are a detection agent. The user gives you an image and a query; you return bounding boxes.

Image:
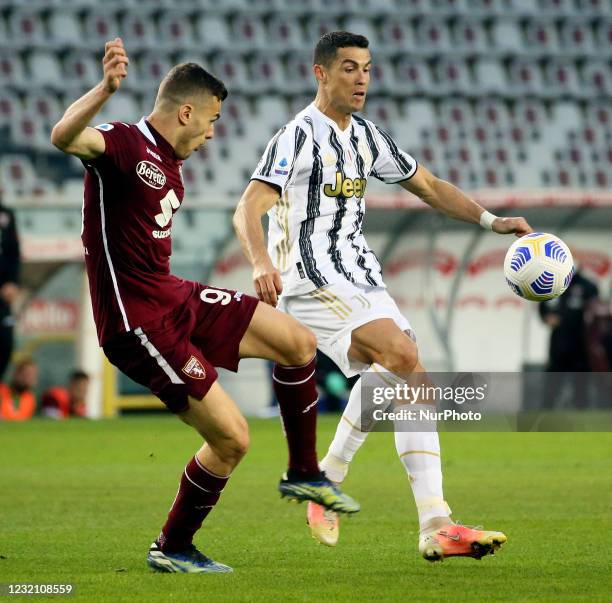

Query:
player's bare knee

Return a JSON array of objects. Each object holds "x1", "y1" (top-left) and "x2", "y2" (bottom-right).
[
  {"x1": 284, "y1": 325, "x2": 317, "y2": 366},
  {"x1": 226, "y1": 421, "x2": 250, "y2": 462},
  {"x1": 379, "y1": 342, "x2": 419, "y2": 375},
  {"x1": 296, "y1": 327, "x2": 317, "y2": 365}
]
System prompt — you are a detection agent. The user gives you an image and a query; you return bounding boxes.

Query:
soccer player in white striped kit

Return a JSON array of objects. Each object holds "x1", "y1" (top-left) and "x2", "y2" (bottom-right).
[{"x1": 234, "y1": 31, "x2": 532, "y2": 561}]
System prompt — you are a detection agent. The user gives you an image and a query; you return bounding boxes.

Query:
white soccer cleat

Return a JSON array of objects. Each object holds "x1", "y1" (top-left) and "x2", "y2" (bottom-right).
[{"x1": 307, "y1": 502, "x2": 339, "y2": 546}]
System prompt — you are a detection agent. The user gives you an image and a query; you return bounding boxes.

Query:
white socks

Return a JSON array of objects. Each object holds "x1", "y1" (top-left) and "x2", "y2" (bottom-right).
[
  {"x1": 320, "y1": 376, "x2": 370, "y2": 483},
  {"x1": 321, "y1": 366, "x2": 451, "y2": 533},
  {"x1": 394, "y1": 403, "x2": 451, "y2": 532}
]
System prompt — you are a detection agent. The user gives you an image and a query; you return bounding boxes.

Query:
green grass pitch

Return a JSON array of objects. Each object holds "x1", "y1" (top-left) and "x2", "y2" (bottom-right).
[{"x1": 1, "y1": 416, "x2": 610, "y2": 602}]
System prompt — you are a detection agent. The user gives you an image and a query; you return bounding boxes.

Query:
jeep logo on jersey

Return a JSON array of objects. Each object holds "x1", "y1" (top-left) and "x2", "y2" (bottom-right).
[
  {"x1": 182, "y1": 356, "x2": 206, "y2": 380},
  {"x1": 136, "y1": 161, "x2": 166, "y2": 189},
  {"x1": 323, "y1": 172, "x2": 367, "y2": 198}
]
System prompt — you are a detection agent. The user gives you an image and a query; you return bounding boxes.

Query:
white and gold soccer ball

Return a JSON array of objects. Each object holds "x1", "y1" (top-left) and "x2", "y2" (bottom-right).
[{"x1": 503, "y1": 233, "x2": 575, "y2": 301}]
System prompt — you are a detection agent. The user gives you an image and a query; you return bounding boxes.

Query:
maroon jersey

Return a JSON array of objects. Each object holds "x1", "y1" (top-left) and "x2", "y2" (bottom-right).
[{"x1": 82, "y1": 118, "x2": 194, "y2": 345}]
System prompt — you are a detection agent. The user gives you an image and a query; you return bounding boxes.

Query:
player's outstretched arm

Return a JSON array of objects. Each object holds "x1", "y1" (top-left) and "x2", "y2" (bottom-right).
[
  {"x1": 233, "y1": 180, "x2": 283, "y2": 307},
  {"x1": 51, "y1": 38, "x2": 129, "y2": 160},
  {"x1": 400, "y1": 164, "x2": 532, "y2": 237}
]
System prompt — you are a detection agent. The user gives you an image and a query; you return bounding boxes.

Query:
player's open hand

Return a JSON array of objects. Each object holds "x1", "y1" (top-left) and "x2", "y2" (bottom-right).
[
  {"x1": 492, "y1": 216, "x2": 533, "y2": 237},
  {"x1": 253, "y1": 261, "x2": 283, "y2": 307},
  {"x1": 102, "y1": 38, "x2": 129, "y2": 93}
]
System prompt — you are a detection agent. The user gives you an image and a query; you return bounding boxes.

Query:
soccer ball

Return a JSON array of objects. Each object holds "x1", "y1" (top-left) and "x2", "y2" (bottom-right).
[{"x1": 503, "y1": 233, "x2": 575, "y2": 301}]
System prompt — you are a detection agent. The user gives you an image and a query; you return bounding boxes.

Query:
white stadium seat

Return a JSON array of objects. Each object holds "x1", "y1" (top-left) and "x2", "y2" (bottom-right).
[
  {"x1": 473, "y1": 58, "x2": 508, "y2": 95},
  {"x1": 489, "y1": 18, "x2": 524, "y2": 54},
  {"x1": 48, "y1": 10, "x2": 83, "y2": 46},
  {"x1": 28, "y1": 52, "x2": 63, "y2": 87},
  {"x1": 451, "y1": 18, "x2": 489, "y2": 54},
  {"x1": 120, "y1": 11, "x2": 158, "y2": 50},
  {"x1": 83, "y1": 10, "x2": 120, "y2": 47}
]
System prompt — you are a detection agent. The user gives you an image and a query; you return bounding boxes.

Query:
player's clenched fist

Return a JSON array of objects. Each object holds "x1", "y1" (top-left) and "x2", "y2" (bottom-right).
[
  {"x1": 102, "y1": 38, "x2": 129, "y2": 94},
  {"x1": 253, "y1": 261, "x2": 283, "y2": 307},
  {"x1": 492, "y1": 216, "x2": 533, "y2": 237}
]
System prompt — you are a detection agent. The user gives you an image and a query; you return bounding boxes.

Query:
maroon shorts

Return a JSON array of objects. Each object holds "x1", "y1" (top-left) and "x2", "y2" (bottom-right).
[{"x1": 103, "y1": 284, "x2": 259, "y2": 413}]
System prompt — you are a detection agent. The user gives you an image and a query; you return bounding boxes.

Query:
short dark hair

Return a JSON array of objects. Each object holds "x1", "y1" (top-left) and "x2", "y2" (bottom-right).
[
  {"x1": 157, "y1": 63, "x2": 228, "y2": 106},
  {"x1": 69, "y1": 370, "x2": 89, "y2": 382},
  {"x1": 314, "y1": 31, "x2": 370, "y2": 67}
]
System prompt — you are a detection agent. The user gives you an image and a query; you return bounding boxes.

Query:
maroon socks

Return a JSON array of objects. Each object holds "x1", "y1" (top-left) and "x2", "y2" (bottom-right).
[
  {"x1": 158, "y1": 455, "x2": 229, "y2": 552},
  {"x1": 272, "y1": 356, "x2": 320, "y2": 478}
]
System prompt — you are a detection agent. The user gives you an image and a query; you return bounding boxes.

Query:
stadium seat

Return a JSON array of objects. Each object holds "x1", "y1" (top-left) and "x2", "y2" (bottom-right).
[
  {"x1": 574, "y1": 0, "x2": 608, "y2": 16},
  {"x1": 96, "y1": 93, "x2": 141, "y2": 124},
  {"x1": 394, "y1": 99, "x2": 436, "y2": 150},
  {"x1": 393, "y1": 58, "x2": 436, "y2": 95},
  {"x1": 524, "y1": 18, "x2": 560, "y2": 56},
  {"x1": 23, "y1": 90, "x2": 62, "y2": 126},
  {"x1": 253, "y1": 97, "x2": 289, "y2": 137},
  {"x1": 414, "y1": 17, "x2": 453, "y2": 54},
  {"x1": 343, "y1": 17, "x2": 378, "y2": 43},
  {"x1": 28, "y1": 52, "x2": 63, "y2": 88},
  {"x1": 558, "y1": 18, "x2": 596, "y2": 57},
  {"x1": 544, "y1": 59, "x2": 581, "y2": 98},
  {"x1": 594, "y1": 20, "x2": 612, "y2": 58},
  {"x1": 249, "y1": 53, "x2": 285, "y2": 94},
  {"x1": 120, "y1": 11, "x2": 158, "y2": 50},
  {"x1": 0, "y1": 90, "x2": 21, "y2": 127},
  {"x1": 369, "y1": 58, "x2": 395, "y2": 95},
  {"x1": 581, "y1": 61, "x2": 611, "y2": 97},
  {"x1": 64, "y1": 52, "x2": 100, "y2": 88},
  {"x1": 474, "y1": 99, "x2": 510, "y2": 129},
  {"x1": 489, "y1": 18, "x2": 524, "y2": 54},
  {"x1": 157, "y1": 10, "x2": 196, "y2": 50},
  {"x1": 362, "y1": 97, "x2": 401, "y2": 130},
  {"x1": 210, "y1": 53, "x2": 249, "y2": 94},
  {"x1": 0, "y1": 51, "x2": 27, "y2": 86},
  {"x1": 428, "y1": 0, "x2": 471, "y2": 15},
  {"x1": 266, "y1": 15, "x2": 307, "y2": 51},
  {"x1": 585, "y1": 100, "x2": 611, "y2": 129},
  {"x1": 305, "y1": 16, "x2": 342, "y2": 44},
  {"x1": 439, "y1": 99, "x2": 474, "y2": 130},
  {"x1": 133, "y1": 52, "x2": 173, "y2": 92},
  {"x1": 284, "y1": 53, "x2": 316, "y2": 95},
  {"x1": 379, "y1": 18, "x2": 415, "y2": 53},
  {"x1": 508, "y1": 59, "x2": 545, "y2": 97},
  {"x1": 7, "y1": 8, "x2": 46, "y2": 49},
  {"x1": 535, "y1": 0, "x2": 577, "y2": 16},
  {"x1": 451, "y1": 17, "x2": 489, "y2": 54},
  {"x1": 193, "y1": 14, "x2": 231, "y2": 50},
  {"x1": 231, "y1": 14, "x2": 268, "y2": 51},
  {"x1": 473, "y1": 59, "x2": 508, "y2": 95},
  {"x1": 48, "y1": 10, "x2": 83, "y2": 46},
  {"x1": 83, "y1": 10, "x2": 120, "y2": 47},
  {"x1": 434, "y1": 57, "x2": 473, "y2": 95},
  {"x1": 9, "y1": 112, "x2": 49, "y2": 151}
]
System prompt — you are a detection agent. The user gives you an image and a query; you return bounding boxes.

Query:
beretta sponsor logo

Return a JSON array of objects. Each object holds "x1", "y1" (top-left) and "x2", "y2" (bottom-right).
[{"x1": 136, "y1": 160, "x2": 166, "y2": 189}]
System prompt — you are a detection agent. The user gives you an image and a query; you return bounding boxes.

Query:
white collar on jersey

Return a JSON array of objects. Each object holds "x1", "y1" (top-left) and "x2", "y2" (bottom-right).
[
  {"x1": 309, "y1": 102, "x2": 354, "y2": 135},
  {"x1": 136, "y1": 117, "x2": 157, "y2": 146}
]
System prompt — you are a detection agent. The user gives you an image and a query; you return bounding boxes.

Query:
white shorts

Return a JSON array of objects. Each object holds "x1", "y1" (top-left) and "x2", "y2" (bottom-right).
[{"x1": 278, "y1": 281, "x2": 414, "y2": 377}]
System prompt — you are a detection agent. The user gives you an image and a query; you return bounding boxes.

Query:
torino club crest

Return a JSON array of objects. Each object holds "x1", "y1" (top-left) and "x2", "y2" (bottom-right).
[{"x1": 182, "y1": 356, "x2": 206, "y2": 380}]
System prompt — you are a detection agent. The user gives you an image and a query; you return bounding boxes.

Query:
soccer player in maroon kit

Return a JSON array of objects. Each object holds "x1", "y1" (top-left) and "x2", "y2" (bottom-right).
[{"x1": 51, "y1": 38, "x2": 359, "y2": 574}]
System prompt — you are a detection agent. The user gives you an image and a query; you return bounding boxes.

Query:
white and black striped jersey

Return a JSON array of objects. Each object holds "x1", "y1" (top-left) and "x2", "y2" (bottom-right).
[{"x1": 251, "y1": 102, "x2": 418, "y2": 296}]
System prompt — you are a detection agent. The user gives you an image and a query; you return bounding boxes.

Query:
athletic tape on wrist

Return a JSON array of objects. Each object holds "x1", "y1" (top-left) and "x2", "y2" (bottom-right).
[{"x1": 479, "y1": 210, "x2": 497, "y2": 230}]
